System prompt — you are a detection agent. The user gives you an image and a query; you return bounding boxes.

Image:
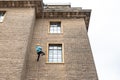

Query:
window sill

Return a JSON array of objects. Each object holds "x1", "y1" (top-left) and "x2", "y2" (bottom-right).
[
  {"x1": 48, "y1": 32, "x2": 63, "y2": 35},
  {"x1": 46, "y1": 62, "x2": 64, "y2": 64}
]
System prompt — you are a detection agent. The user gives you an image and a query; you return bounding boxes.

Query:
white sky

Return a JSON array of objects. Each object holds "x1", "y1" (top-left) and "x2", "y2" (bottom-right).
[{"x1": 43, "y1": 0, "x2": 120, "y2": 80}]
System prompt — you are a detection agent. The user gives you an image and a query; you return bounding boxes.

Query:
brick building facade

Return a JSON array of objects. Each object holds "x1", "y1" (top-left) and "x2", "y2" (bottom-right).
[{"x1": 0, "y1": 0, "x2": 98, "y2": 80}]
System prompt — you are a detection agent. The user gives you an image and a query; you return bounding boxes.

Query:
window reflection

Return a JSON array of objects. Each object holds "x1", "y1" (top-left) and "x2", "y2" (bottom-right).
[
  {"x1": 48, "y1": 44, "x2": 63, "y2": 63},
  {"x1": 50, "y1": 22, "x2": 61, "y2": 33},
  {"x1": 0, "y1": 11, "x2": 6, "y2": 22}
]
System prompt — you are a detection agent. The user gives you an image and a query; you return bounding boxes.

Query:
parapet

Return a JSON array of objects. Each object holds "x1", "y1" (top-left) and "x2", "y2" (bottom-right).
[
  {"x1": 0, "y1": 0, "x2": 43, "y2": 17},
  {"x1": 43, "y1": 3, "x2": 91, "y2": 30},
  {"x1": 0, "y1": 0, "x2": 91, "y2": 30}
]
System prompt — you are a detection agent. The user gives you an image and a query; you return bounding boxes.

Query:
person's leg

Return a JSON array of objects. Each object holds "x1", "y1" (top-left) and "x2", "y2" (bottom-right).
[
  {"x1": 41, "y1": 51, "x2": 45, "y2": 56},
  {"x1": 37, "y1": 53, "x2": 40, "y2": 61}
]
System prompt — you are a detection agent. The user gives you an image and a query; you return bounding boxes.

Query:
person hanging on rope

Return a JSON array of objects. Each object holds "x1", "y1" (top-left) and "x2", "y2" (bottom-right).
[{"x1": 35, "y1": 43, "x2": 45, "y2": 61}]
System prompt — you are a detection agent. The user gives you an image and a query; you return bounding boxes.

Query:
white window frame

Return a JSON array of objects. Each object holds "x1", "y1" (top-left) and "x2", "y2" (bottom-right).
[
  {"x1": 46, "y1": 43, "x2": 64, "y2": 63},
  {"x1": 0, "y1": 11, "x2": 6, "y2": 22},
  {"x1": 49, "y1": 22, "x2": 61, "y2": 33}
]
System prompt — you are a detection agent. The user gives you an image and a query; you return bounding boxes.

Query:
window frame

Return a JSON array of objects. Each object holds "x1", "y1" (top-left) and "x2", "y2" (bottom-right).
[
  {"x1": 0, "y1": 11, "x2": 6, "y2": 23},
  {"x1": 46, "y1": 43, "x2": 64, "y2": 64},
  {"x1": 48, "y1": 21, "x2": 63, "y2": 34}
]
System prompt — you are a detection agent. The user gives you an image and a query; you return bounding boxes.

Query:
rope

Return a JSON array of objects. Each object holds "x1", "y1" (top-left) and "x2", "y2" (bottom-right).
[{"x1": 26, "y1": 1, "x2": 45, "y2": 80}]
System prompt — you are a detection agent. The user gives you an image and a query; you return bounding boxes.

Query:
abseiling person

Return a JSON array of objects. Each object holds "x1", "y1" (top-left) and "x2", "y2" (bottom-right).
[{"x1": 35, "y1": 44, "x2": 45, "y2": 61}]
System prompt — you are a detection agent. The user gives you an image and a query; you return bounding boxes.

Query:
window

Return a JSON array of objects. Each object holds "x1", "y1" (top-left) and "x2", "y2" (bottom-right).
[
  {"x1": 48, "y1": 44, "x2": 64, "y2": 63},
  {"x1": 0, "y1": 11, "x2": 6, "y2": 22},
  {"x1": 50, "y1": 22, "x2": 61, "y2": 33}
]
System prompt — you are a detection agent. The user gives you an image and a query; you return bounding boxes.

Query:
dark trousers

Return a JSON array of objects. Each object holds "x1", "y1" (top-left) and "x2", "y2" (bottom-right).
[{"x1": 37, "y1": 51, "x2": 45, "y2": 61}]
